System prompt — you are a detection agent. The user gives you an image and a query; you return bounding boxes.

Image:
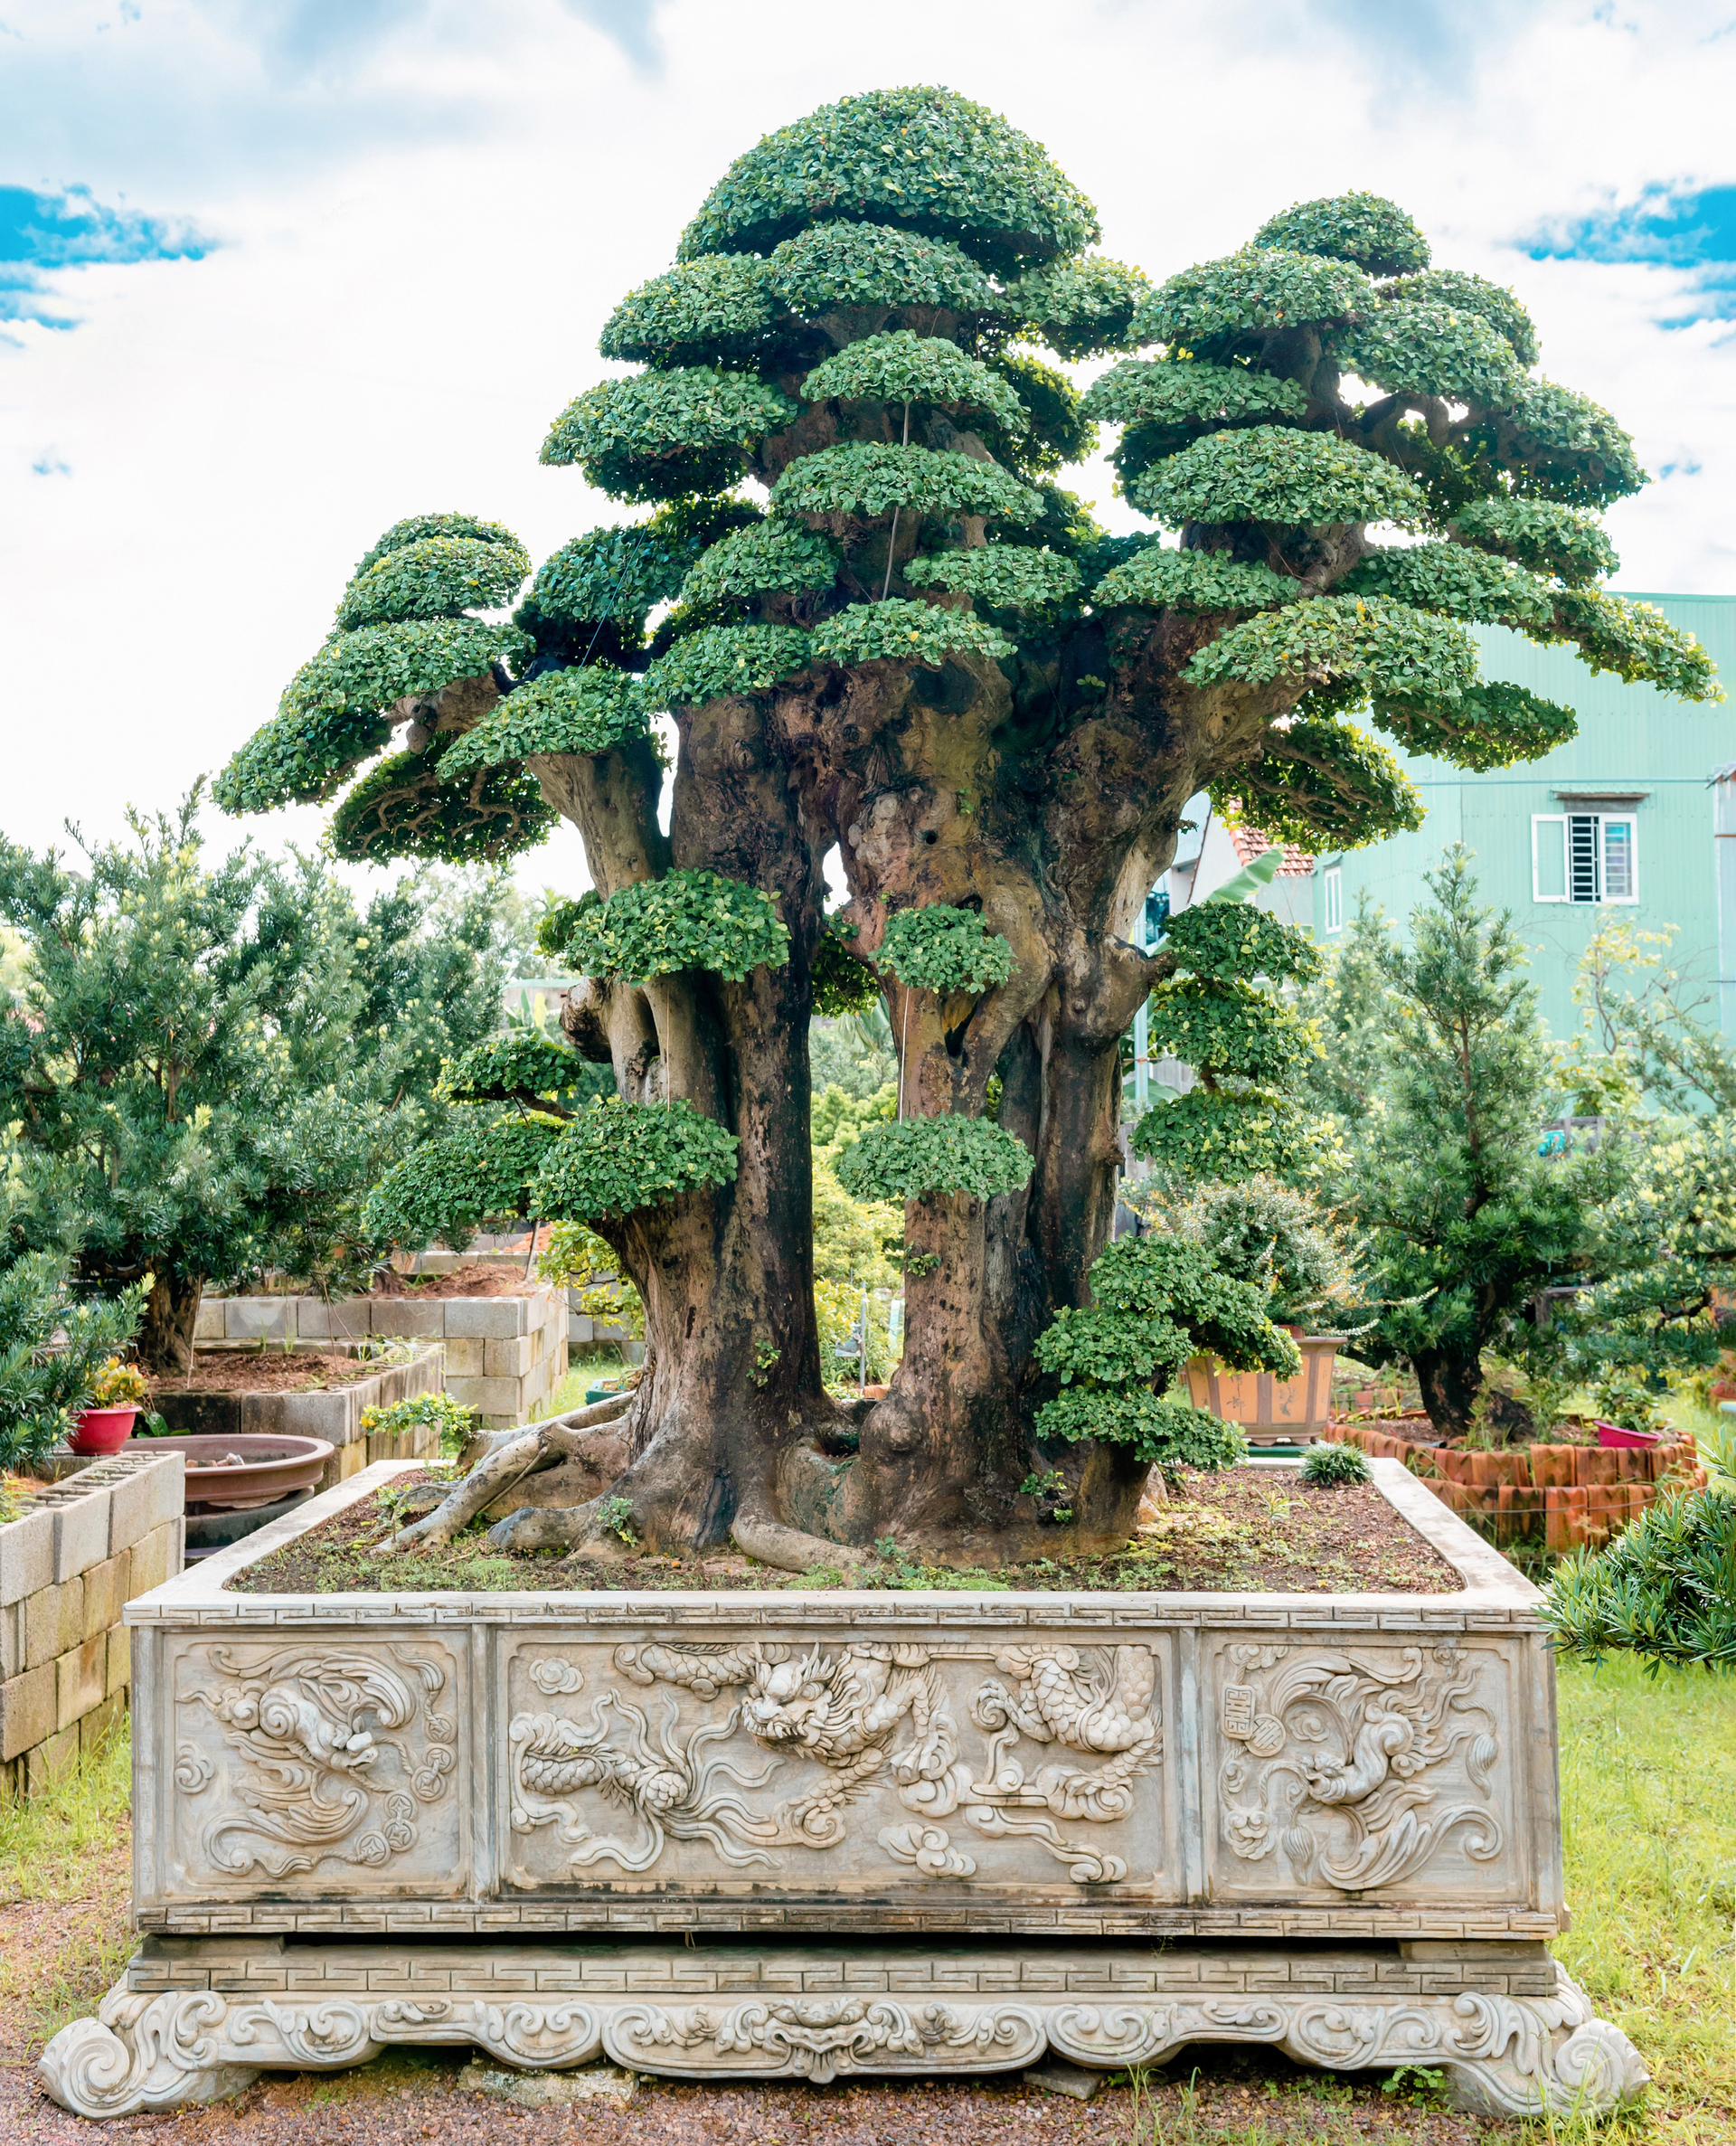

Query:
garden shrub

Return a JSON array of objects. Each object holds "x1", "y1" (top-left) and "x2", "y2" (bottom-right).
[
  {"x1": 360, "y1": 1390, "x2": 479, "y2": 1460},
  {"x1": 0, "y1": 1257, "x2": 146, "y2": 1473},
  {"x1": 1543, "y1": 1489, "x2": 1736, "y2": 1671}
]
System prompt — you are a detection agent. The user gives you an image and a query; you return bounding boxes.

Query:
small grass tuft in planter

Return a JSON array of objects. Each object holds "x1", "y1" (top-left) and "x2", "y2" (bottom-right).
[{"x1": 1301, "y1": 1442, "x2": 1372, "y2": 1488}]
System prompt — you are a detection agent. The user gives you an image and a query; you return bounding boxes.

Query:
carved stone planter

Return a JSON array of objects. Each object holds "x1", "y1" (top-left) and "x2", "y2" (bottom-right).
[{"x1": 36, "y1": 1459, "x2": 1646, "y2": 2119}]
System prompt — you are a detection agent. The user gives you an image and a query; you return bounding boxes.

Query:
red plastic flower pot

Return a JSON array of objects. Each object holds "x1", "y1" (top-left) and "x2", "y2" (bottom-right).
[
  {"x1": 69, "y1": 1405, "x2": 139, "y2": 1456},
  {"x1": 1595, "y1": 1420, "x2": 1661, "y2": 1451}
]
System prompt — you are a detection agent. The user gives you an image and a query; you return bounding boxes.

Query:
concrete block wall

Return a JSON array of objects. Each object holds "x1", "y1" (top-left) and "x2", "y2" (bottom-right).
[
  {"x1": 0, "y1": 1448, "x2": 184, "y2": 1798},
  {"x1": 568, "y1": 1300, "x2": 646, "y2": 1366},
  {"x1": 154, "y1": 1343, "x2": 447, "y2": 1488},
  {"x1": 195, "y1": 1288, "x2": 567, "y2": 1430}
]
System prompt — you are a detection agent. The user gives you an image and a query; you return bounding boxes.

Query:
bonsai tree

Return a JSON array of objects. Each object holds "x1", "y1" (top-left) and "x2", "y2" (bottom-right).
[
  {"x1": 1132, "y1": 903, "x2": 1326, "y2": 1183},
  {"x1": 363, "y1": 1025, "x2": 614, "y2": 1253},
  {"x1": 1033, "y1": 1234, "x2": 1295, "y2": 1530},
  {"x1": 1134, "y1": 1174, "x2": 1363, "y2": 1333},
  {"x1": 218, "y1": 87, "x2": 1719, "y2": 1560}
]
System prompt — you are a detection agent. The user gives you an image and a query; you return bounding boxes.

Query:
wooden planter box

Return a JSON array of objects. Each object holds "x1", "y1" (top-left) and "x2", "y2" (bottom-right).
[
  {"x1": 1186, "y1": 1334, "x2": 1344, "y2": 1444},
  {"x1": 36, "y1": 1459, "x2": 1644, "y2": 2120}
]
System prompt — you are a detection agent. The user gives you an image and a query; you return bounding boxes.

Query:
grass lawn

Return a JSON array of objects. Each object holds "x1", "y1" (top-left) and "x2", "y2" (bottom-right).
[{"x1": 0, "y1": 1657, "x2": 1730, "y2": 2141}]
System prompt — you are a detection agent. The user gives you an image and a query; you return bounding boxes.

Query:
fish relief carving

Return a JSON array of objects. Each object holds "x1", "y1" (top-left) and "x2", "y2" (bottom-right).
[
  {"x1": 508, "y1": 1640, "x2": 1161, "y2": 1886},
  {"x1": 1216, "y1": 1642, "x2": 1503, "y2": 1891},
  {"x1": 182, "y1": 1647, "x2": 456, "y2": 1878}
]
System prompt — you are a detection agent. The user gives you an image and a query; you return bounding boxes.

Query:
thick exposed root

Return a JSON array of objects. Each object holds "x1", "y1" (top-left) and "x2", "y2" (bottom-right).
[
  {"x1": 375, "y1": 1395, "x2": 633, "y2": 1554},
  {"x1": 455, "y1": 1394, "x2": 633, "y2": 1471},
  {"x1": 731, "y1": 1512, "x2": 870, "y2": 1576},
  {"x1": 487, "y1": 1496, "x2": 634, "y2": 1560},
  {"x1": 483, "y1": 1495, "x2": 872, "y2": 1576}
]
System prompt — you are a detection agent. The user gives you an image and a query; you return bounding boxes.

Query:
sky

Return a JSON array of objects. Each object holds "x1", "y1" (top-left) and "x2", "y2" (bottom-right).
[{"x1": 3, "y1": 0, "x2": 1735, "y2": 905}]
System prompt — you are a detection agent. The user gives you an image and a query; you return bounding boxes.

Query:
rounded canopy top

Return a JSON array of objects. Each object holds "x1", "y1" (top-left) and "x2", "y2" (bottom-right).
[{"x1": 677, "y1": 85, "x2": 1099, "y2": 272}]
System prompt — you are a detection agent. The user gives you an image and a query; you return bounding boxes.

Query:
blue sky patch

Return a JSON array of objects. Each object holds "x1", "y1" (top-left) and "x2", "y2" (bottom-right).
[
  {"x1": 0, "y1": 184, "x2": 212, "y2": 327},
  {"x1": 1524, "y1": 185, "x2": 1736, "y2": 325}
]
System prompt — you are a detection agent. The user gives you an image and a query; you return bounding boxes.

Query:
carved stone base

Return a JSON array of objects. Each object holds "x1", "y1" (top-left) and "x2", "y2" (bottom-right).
[{"x1": 37, "y1": 1938, "x2": 1646, "y2": 2121}]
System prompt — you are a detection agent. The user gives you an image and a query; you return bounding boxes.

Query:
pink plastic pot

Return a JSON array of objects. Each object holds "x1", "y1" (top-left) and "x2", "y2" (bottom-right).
[
  {"x1": 70, "y1": 1405, "x2": 140, "y2": 1456},
  {"x1": 1595, "y1": 1421, "x2": 1661, "y2": 1451}
]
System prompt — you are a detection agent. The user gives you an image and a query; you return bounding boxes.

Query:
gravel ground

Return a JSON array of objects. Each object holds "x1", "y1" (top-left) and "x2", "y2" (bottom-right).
[{"x1": 0, "y1": 2040, "x2": 1505, "y2": 2145}]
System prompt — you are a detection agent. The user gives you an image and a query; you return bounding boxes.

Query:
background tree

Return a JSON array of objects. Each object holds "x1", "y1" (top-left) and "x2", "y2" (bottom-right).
[
  {"x1": 1326, "y1": 849, "x2": 1611, "y2": 1432},
  {"x1": 0, "y1": 800, "x2": 525, "y2": 1360},
  {"x1": 1297, "y1": 890, "x2": 1392, "y2": 1123},
  {"x1": 0, "y1": 1150, "x2": 146, "y2": 1474},
  {"x1": 1554, "y1": 918, "x2": 1736, "y2": 1117},
  {"x1": 220, "y1": 88, "x2": 1719, "y2": 1559}
]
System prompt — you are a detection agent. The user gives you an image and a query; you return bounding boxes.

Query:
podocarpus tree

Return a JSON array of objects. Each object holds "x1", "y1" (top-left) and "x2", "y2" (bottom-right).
[{"x1": 220, "y1": 87, "x2": 1721, "y2": 1562}]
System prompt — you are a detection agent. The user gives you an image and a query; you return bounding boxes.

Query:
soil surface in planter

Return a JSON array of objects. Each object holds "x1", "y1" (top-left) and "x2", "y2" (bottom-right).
[
  {"x1": 148, "y1": 1350, "x2": 390, "y2": 1396},
  {"x1": 231, "y1": 1467, "x2": 1460, "y2": 1596},
  {"x1": 372, "y1": 1261, "x2": 539, "y2": 1300}
]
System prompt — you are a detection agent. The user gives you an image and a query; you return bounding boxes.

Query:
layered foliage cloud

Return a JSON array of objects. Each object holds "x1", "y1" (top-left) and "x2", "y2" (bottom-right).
[{"x1": 212, "y1": 86, "x2": 1723, "y2": 1350}]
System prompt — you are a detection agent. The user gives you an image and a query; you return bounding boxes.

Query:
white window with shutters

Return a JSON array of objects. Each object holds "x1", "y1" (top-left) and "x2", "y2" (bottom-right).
[
  {"x1": 1323, "y1": 865, "x2": 1343, "y2": 932},
  {"x1": 1532, "y1": 812, "x2": 1638, "y2": 904}
]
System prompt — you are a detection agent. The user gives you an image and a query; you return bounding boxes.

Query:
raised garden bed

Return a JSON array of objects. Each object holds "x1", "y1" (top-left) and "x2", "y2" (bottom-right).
[
  {"x1": 0, "y1": 1447, "x2": 184, "y2": 1798},
  {"x1": 35, "y1": 1453, "x2": 1646, "y2": 2120},
  {"x1": 145, "y1": 1340, "x2": 445, "y2": 1487},
  {"x1": 1325, "y1": 1420, "x2": 1708, "y2": 1551},
  {"x1": 149, "y1": 1347, "x2": 392, "y2": 1395},
  {"x1": 195, "y1": 1281, "x2": 568, "y2": 1428},
  {"x1": 373, "y1": 1261, "x2": 541, "y2": 1300}
]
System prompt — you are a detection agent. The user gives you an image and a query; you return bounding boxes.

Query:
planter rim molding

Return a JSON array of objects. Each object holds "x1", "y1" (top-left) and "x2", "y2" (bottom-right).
[{"x1": 134, "y1": 1448, "x2": 1535, "y2": 1617}]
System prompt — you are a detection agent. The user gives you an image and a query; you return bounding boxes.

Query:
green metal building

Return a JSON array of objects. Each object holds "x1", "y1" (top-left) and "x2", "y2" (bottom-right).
[{"x1": 1309, "y1": 594, "x2": 1736, "y2": 1040}]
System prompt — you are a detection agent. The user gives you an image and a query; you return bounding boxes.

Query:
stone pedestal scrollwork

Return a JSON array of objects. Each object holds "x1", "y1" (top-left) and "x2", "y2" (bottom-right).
[{"x1": 36, "y1": 1942, "x2": 1647, "y2": 2121}]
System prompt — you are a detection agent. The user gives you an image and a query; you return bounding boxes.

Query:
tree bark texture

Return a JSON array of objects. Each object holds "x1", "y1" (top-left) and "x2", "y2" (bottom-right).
[
  {"x1": 458, "y1": 402, "x2": 1329, "y2": 1561},
  {"x1": 137, "y1": 1270, "x2": 203, "y2": 1378}
]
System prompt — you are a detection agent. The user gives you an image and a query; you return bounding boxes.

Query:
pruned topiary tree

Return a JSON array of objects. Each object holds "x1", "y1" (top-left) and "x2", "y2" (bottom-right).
[{"x1": 219, "y1": 87, "x2": 1722, "y2": 1565}]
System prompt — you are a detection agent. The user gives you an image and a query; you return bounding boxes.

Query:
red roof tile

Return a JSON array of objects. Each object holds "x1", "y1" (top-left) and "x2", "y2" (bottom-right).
[{"x1": 1226, "y1": 821, "x2": 1314, "y2": 877}]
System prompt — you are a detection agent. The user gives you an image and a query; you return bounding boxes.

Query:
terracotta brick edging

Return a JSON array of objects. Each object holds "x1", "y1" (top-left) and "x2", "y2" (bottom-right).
[
  {"x1": 1322, "y1": 1420, "x2": 1710, "y2": 1551},
  {"x1": 194, "y1": 1286, "x2": 569, "y2": 1429},
  {"x1": 0, "y1": 1447, "x2": 185, "y2": 1796}
]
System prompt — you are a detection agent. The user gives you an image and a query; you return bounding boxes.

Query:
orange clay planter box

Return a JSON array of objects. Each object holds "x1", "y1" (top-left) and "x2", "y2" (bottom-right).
[{"x1": 1184, "y1": 1334, "x2": 1344, "y2": 1445}]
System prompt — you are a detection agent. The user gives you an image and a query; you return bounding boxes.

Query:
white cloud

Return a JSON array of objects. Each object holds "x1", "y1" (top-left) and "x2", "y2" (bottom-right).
[{"x1": 3, "y1": 0, "x2": 1733, "y2": 894}]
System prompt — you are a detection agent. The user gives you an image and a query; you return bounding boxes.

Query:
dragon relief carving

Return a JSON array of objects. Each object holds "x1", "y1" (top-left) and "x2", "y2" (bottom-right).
[
  {"x1": 1215, "y1": 1643, "x2": 1503, "y2": 1892},
  {"x1": 508, "y1": 1640, "x2": 1161, "y2": 1886},
  {"x1": 178, "y1": 1647, "x2": 457, "y2": 1878}
]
